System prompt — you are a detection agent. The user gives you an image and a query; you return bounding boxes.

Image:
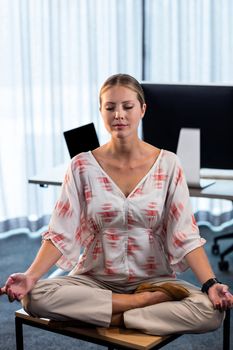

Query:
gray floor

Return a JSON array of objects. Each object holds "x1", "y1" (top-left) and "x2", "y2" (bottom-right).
[{"x1": 0, "y1": 227, "x2": 232, "y2": 350}]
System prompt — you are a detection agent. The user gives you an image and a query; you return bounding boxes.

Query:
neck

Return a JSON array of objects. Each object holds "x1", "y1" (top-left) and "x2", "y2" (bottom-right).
[{"x1": 106, "y1": 137, "x2": 142, "y2": 160}]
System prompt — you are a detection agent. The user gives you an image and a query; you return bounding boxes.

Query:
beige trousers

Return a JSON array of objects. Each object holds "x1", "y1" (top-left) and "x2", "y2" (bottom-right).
[{"x1": 22, "y1": 275, "x2": 224, "y2": 336}]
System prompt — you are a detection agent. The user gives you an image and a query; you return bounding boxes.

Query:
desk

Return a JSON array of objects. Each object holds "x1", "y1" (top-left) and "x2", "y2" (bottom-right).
[
  {"x1": 28, "y1": 164, "x2": 67, "y2": 187},
  {"x1": 28, "y1": 164, "x2": 233, "y2": 201}
]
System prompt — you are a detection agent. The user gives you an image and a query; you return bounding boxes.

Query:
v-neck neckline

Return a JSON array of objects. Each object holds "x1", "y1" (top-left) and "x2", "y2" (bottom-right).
[{"x1": 88, "y1": 150, "x2": 163, "y2": 199}]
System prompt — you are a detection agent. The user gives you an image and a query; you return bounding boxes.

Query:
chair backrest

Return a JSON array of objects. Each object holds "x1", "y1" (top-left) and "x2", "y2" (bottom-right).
[{"x1": 63, "y1": 123, "x2": 100, "y2": 158}]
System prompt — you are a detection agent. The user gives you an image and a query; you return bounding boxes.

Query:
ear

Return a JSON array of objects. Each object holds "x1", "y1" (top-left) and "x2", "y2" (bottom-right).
[{"x1": 141, "y1": 103, "x2": 147, "y2": 118}]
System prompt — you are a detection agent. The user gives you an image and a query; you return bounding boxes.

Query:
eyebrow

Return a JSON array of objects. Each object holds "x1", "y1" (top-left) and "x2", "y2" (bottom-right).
[{"x1": 104, "y1": 100, "x2": 135, "y2": 104}]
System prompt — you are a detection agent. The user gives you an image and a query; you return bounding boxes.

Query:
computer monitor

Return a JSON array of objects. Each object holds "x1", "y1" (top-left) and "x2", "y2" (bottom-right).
[
  {"x1": 141, "y1": 83, "x2": 233, "y2": 170},
  {"x1": 63, "y1": 122, "x2": 100, "y2": 158}
]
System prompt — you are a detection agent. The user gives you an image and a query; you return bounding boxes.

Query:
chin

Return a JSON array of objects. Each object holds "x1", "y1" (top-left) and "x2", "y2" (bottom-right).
[{"x1": 115, "y1": 131, "x2": 133, "y2": 140}]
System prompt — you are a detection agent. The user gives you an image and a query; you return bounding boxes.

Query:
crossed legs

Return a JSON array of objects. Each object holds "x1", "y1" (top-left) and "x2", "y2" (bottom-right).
[{"x1": 22, "y1": 276, "x2": 224, "y2": 335}]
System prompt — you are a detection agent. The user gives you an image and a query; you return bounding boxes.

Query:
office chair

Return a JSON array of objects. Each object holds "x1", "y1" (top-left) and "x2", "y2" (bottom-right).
[
  {"x1": 63, "y1": 123, "x2": 100, "y2": 158},
  {"x1": 212, "y1": 232, "x2": 233, "y2": 271}
]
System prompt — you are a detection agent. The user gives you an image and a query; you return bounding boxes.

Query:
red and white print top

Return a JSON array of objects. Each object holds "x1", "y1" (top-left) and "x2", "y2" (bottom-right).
[{"x1": 43, "y1": 150, "x2": 205, "y2": 284}]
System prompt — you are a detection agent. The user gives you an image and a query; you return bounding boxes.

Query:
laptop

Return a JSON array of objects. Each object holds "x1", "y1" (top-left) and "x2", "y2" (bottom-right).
[
  {"x1": 63, "y1": 122, "x2": 100, "y2": 158},
  {"x1": 176, "y1": 128, "x2": 215, "y2": 189}
]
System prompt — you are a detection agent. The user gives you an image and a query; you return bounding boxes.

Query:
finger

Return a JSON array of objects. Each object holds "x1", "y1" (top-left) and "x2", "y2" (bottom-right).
[
  {"x1": 214, "y1": 298, "x2": 223, "y2": 310},
  {"x1": 221, "y1": 300, "x2": 228, "y2": 311},
  {"x1": 17, "y1": 292, "x2": 26, "y2": 301},
  {"x1": 220, "y1": 294, "x2": 233, "y2": 310},
  {"x1": 224, "y1": 291, "x2": 233, "y2": 299},
  {"x1": 221, "y1": 286, "x2": 229, "y2": 295},
  {"x1": 5, "y1": 280, "x2": 13, "y2": 293},
  {"x1": 8, "y1": 295, "x2": 14, "y2": 303},
  {"x1": 12, "y1": 291, "x2": 23, "y2": 302},
  {"x1": 218, "y1": 299, "x2": 231, "y2": 311},
  {"x1": 214, "y1": 302, "x2": 221, "y2": 310},
  {"x1": 13, "y1": 295, "x2": 20, "y2": 302},
  {"x1": 226, "y1": 299, "x2": 233, "y2": 309},
  {"x1": 7, "y1": 288, "x2": 16, "y2": 303},
  {"x1": 8, "y1": 274, "x2": 19, "y2": 282},
  {"x1": 8, "y1": 292, "x2": 19, "y2": 303},
  {"x1": 5, "y1": 276, "x2": 15, "y2": 287},
  {"x1": 0, "y1": 286, "x2": 6, "y2": 295},
  {"x1": 16, "y1": 294, "x2": 23, "y2": 301},
  {"x1": 216, "y1": 303, "x2": 225, "y2": 312}
]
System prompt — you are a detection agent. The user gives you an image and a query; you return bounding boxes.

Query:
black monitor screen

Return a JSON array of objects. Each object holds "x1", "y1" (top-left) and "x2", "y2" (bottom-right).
[
  {"x1": 141, "y1": 83, "x2": 233, "y2": 170},
  {"x1": 63, "y1": 122, "x2": 100, "y2": 158}
]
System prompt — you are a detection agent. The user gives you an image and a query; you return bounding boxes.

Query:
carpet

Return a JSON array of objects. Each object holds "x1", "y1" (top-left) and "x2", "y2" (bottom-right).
[{"x1": 0, "y1": 227, "x2": 232, "y2": 350}]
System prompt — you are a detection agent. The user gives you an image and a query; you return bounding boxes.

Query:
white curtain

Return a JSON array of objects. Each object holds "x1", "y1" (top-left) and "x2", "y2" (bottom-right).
[
  {"x1": 0, "y1": 0, "x2": 142, "y2": 231},
  {"x1": 0, "y1": 0, "x2": 232, "y2": 232},
  {"x1": 144, "y1": 0, "x2": 233, "y2": 83},
  {"x1": 144, "y1": 0, "x2": 233, "y2": 227}
]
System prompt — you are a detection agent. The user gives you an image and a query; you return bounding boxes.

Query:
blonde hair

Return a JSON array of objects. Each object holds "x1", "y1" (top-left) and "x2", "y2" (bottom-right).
[{"x1": 99, "y1": 73, "x2": 145, "y2": 108}]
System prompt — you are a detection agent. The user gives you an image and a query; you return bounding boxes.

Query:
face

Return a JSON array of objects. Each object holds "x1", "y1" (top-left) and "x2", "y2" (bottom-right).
[{"x1": 100, "y1": 85, "x2": 146, "y2": 139}]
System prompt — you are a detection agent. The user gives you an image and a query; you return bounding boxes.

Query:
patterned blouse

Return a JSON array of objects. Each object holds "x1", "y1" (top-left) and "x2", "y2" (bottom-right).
[{"x1": 43, "y1": 150, "x2": 205, "y2": 284}]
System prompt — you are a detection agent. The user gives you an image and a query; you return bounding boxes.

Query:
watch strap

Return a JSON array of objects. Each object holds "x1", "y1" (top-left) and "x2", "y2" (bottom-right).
[{"x1": 201, "y1": 278, "x2": 221, "y2": 294}]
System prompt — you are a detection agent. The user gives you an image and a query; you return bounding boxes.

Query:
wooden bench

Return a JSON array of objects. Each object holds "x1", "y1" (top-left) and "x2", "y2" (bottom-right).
[{"x1": 15, "y1": 308, "x2": 231, "y2": 350}]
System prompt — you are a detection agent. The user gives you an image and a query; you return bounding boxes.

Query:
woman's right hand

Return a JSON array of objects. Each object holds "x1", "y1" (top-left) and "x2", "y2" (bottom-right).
[
  {"x1": 0, "y1": 273, "x2": 37, "y2": 302},
  {"x1": 0, "y1": 240, "x2": 62, "y2": 302}
]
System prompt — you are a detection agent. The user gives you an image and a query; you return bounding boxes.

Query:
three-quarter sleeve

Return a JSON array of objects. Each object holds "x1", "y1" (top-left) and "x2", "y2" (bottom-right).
[
  {"x1": 164, "y1": 156, "x2": 206, "y2": 272},
  {"x1": 42, "y1": 160, "x2": 83, "y2": 270}
]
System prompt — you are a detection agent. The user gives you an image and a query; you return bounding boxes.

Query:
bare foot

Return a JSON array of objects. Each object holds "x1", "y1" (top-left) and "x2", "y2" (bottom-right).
[
  {"x1": 111, "y1": 291, "x2": 172, "y2": 326},
  {"x1": 112, "y1": 290, "x2": 172, "y2": 314},
  {"x1": 135, "y1": 290, "x2": 172, "y2": 308}
]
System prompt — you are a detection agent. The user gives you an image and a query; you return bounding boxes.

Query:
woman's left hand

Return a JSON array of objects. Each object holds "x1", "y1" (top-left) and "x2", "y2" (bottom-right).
[{"x1": 208, "y1": 283, "x2": 233, "y2": 311}]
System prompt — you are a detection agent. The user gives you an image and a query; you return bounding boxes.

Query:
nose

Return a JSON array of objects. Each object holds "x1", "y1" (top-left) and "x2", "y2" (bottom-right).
[{"x1": 114, "y1": 111, "x2": 124, "y2": 120}]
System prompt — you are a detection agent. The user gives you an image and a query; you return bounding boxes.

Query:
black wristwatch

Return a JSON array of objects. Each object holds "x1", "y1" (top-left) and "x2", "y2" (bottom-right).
[{"x1": 201, "y1": 278, "x2": 222, "y2": 294}]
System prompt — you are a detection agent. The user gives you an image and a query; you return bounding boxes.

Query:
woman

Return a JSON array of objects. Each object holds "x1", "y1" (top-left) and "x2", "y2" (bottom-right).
[{"x1": 1, "y1": 73, "x2": 232, "y2": 335}]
